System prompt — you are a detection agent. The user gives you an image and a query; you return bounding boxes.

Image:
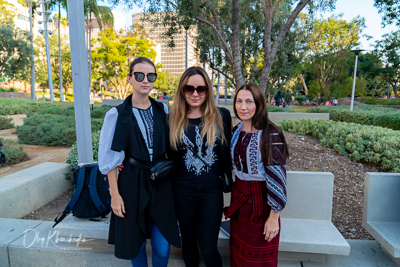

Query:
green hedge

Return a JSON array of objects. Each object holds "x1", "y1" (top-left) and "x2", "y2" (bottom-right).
[
  {"x1": 307, "y1": 106, "x2": 400, "y2": 130},
  {"x1": 0, "y1": 116, "x2": 14, "y2": 130},
  {"x1": 66, "y1": 130, "x2": 100, "y2": 165},
  {"x1": 0, "y1": 138, "x2": 28, "y2": 166},
  {"x1": 279, "y1": 119, "x2": 400, "y2": 172},
  {"x1": 0, "y1": 87, "x2": 18, "y2": 92},
  {"x1": 361, "y1": 97, "x2": 400, "y2": 106},
  {"x1": 17, "y1": 113, "x2": 104, "y2": 147},
  {"x1": 0, "y1": 99, "x2": 54, "y2": 115},
  {"x1": 267, "y1": 105, "x2": 295, "y2": 113}
]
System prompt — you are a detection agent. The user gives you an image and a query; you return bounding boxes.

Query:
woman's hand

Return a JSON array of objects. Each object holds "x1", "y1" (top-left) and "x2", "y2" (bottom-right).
[
  {"x1": 263, "y1": 210, "x2": 280, "y2": 242},
  {"x1": 118, "y1": 163, "x2": 124, "y2": 172},
  {"x1": 111, "y1": 193, "x2": 126, "y2": 218}
]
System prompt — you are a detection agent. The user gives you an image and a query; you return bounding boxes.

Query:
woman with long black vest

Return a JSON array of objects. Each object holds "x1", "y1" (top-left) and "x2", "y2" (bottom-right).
[
  {"x1": 168, "y1": 66, "x2": 232, "y2": 267},
  {"x1": 98, "y1": 57, "x2": 180, "y2": 266}
]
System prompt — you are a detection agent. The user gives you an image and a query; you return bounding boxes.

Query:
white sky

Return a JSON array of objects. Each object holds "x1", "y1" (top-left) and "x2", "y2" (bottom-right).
[
  {"x1": 99, "y1": 0, "x2": 397, "y2": 50},
  {"x1": 322, "y1": 0, "x2": 398, "y2": 51}
]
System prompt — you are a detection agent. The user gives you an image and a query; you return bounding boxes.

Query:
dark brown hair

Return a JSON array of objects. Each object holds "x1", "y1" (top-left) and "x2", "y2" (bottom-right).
[
  {"x1": 233, "y1": 83, "x2": 289, "y2": 165},
  {"x1": 128, "y1": 57, "x2": 156, "y2": 76}
]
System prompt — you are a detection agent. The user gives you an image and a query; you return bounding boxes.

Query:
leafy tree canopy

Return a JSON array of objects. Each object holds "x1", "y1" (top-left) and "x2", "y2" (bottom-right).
[
  {"x1": 91, "y1": 28, "x2": 158, "y2": 99},
  {"x1": 375, "y1": 0, "x2": 400, "y2": 27}
]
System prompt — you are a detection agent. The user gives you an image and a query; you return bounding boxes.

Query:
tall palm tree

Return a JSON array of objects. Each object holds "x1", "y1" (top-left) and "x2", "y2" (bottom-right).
[
  {"x1": 51, "y1": 0, "x2": 113, "y2": 95},
  {"x1": 19, "y1": 0, "x2": 35, "y2": 99},
  {"x1": 84, "y1": 1, "x2": 114, "y2": 92}
]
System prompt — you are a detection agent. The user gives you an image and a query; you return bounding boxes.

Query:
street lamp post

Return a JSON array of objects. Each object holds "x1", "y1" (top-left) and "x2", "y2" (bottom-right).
[
  {"x1": 350, "y1": 47, "x2": 364, "y2": 112},
  {"x1": 184, "y1": 25, "x2": 189, "y2": 70},
  {"x1": 37, "y1": 0, "x2": 54, "y2": 103}
]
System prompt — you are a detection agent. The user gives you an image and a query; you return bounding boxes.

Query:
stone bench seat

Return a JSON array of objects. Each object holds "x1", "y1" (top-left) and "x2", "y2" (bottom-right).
[
  {"x1": 363, "y1": 172, "x2": 400, "y2": 265},
  {"x1": 278, "y1": 171, "x2": 350, "y2": 261},
  {"x1": 0, "y1": 162, "x2": 72, "y2": 219},
  {"x1": 280, "y1": 218, "x2": 350, "y2": 256}
]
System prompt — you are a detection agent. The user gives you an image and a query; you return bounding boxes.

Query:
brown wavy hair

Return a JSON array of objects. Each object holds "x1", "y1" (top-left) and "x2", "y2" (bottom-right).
[
  {"x1": 233, "y1": 83, "x2": 289, "y2": 165},
  {"x1": 169, "y1": 66, "x2": 225, "y2": 150}
]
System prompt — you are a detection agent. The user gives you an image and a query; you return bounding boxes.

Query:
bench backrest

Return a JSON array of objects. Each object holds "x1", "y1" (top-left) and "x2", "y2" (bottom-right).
[
  {"x1": 363, "y1": 172, "x2": 400, "y2": 222},
  {"x1": 280, "y1": 171, "x2": 334, "y2": 221}
]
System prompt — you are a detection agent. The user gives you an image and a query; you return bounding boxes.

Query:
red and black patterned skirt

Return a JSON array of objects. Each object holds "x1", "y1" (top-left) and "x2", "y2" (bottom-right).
[{"x1": 228, "y1": 179, "x2": 281, "y2": 267}]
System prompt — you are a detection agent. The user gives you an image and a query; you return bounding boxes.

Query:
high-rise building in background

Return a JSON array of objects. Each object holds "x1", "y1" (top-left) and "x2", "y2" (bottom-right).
[{"x1": 132, "y1": 12, "x2": 200, "y2": 76}]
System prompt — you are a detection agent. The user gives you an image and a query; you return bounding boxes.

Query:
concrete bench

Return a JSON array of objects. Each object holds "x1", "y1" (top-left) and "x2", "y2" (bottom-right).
[
  {"x1": 278, "y1": 171, "x2": 350, "y2": 261},
  {"x1": 0, "y1": 162, "x2": 72, "y2": 218},
  {"x1": 39, "y1": 171, "x2": 349, "y2": 263},
  {"x1": 362, "y1": 172, "x2": 400, "y2": 266}
]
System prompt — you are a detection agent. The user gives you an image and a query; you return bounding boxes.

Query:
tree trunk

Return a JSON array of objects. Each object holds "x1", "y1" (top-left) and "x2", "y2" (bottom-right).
[
  {"x1": 231, "y1": 0, "x2": 245, "y2": 88},
  {"x1": 259, "y1": 0, "x2": 310, "y2": 93},
  {"x1": 58, "y1": 3, "x2": 63, "y2": 101},
  {"x1": 392, "y1": 83, "x2": 398, "y2": 98},
  {"x1": 299, "y1": 74, "x2": 308, "y2": 95},
  {"x1": 29, "y1": 0, "x2": 35, "y2": 100}
]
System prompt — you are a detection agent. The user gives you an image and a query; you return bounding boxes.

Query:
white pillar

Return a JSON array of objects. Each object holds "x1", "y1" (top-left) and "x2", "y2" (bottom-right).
[
  {"x1": 67, "y1": 0, "x2": 93, "y2": 163},
  {"x1": 350, "y1": 54, "x2": 358, "y2": 112}
]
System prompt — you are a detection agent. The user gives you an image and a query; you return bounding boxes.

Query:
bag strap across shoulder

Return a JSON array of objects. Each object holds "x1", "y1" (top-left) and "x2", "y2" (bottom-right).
[
  {"x1": 53, "y1": 168, "x2": 86, "y2": 227},
  {"x1": 88, "y1": 166, "x2": 108, "y2": 213}
]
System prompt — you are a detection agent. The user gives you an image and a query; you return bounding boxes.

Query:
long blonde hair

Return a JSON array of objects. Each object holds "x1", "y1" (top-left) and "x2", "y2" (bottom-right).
[{"x1": 169, "y1": 67, "x2": 225, "y2": 150}]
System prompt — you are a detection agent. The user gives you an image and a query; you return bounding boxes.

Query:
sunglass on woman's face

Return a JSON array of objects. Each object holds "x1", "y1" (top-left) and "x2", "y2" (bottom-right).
[
  {"x1": 183, "y1": 85, "x2": 207, "y2": 96},
  {"x1": 132, "y1": 72, "x2": 157, "y2": 83}
]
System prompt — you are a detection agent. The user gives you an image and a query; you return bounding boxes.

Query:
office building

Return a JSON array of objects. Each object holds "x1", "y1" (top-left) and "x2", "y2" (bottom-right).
[{"x1": 132, "y1": 12, "x2": 200, "y2": 76}]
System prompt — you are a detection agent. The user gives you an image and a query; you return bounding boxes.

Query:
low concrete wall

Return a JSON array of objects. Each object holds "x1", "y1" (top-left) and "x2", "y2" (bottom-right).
[
  {"x1": 102, "y1": 99, "x2": 171, "y2": 107},
  {"x1": 363, "y1": 172, "x2": 400, "y2": 265},
  {"x1": 0, "y1": 92, "x2": 29, "y2": 99},
  {"x1": 0, "y1": 162, "x2": 72, "y2": 218},
  {"x1": 102, "y1": 99, "x2": 123, "y2": 106},
  {"x1": 269, "y1": 112, "x2": 329, "y2": 123},
  {"x1": 232, "y1": 112, "x2": 330, "y2": 125}
]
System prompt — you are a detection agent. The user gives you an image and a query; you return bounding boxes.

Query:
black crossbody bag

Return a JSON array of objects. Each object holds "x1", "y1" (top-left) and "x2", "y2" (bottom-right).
[{"x1": 128, "y1": 157, "x2": 176, "y2": 182}]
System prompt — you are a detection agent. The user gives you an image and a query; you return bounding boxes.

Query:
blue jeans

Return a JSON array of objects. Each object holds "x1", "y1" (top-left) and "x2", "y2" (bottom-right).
[
  {"x1": 285, "y1": 103, "x2": 291, "y2": 109},
  {"x1": 131, "y1": 222, "x2": 170, "y2": 267}
]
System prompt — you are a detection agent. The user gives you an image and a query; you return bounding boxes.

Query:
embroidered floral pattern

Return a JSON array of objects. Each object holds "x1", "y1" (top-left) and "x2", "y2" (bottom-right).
[{"x1": 182, "y1": 126, "x2": 217, "y2": 175}]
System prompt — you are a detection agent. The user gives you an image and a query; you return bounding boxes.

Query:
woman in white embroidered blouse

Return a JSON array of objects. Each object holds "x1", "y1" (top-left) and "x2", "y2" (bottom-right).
[
  {"x1": 98, "y1": 57, "x2": 180, "y2": 266},
  {"x1": 225, "y1": 83, "x2": 289, "y2": 267}
]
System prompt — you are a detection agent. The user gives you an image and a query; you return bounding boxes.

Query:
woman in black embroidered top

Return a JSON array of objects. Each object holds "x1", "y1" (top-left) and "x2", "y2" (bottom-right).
[
  {"x1": 98, "y1": 57, "x2": 180, "y2": 266},
  {"x1": 168, "y1": 66, "x2": 232, "y2": 267}
]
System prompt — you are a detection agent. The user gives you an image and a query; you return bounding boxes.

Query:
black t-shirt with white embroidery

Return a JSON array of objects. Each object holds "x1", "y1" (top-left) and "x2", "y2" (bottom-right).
[{"x1": 175, "y1": 117, "x2": 221, "y2": 185}]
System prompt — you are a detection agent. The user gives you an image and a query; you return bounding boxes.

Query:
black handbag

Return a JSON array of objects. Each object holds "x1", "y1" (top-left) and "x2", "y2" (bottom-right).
[
  {"x1": 128, "y1": 157, "x2": 176, "y2": 182},
  {"x1": 149, "y1": 160, "x2": 176, "y2": 182}
]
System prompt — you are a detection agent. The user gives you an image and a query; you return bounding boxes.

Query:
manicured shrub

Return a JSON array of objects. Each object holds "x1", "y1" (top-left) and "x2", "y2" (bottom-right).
[
  {"x1": 66, "y1": 130, "x2": 100, "y2": 165},
  {"x1": 373, "y1": 113, "x2": 400, "y2": 130},
  {"x1": 267, "y1": 105, "x2": 295, "y2": 113},
  {"x1": 90, "y1": 105, "x2": 112, "y2": 119},
  {"x1": 307, "y1": 106, "x2": 400, "y2": 130},
  {"x1": 0, "y1": 99, "x2": 54, "y2": 115},
  {"x1": 279, "y1": 119, "x2": 400, "y2": 172},
  {"x1": 362, "y1": 97, "x2": 400, "y2": 106},
  {"x1": 0, "y1": 116, "x2": 14, "y2": 130},
  {"x1": 17, "y1": 113, "x2": 104, "y2": 147},
  {"x1": 0, "y1": 138, "x2": 28, "y2": 166}
]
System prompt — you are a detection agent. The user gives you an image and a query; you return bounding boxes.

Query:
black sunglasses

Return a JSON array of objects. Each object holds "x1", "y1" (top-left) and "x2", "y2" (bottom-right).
[
  {"x1": 132, "y1": 72, "x2": 157, "y2": 83},
  {"x1": 183, "y1": 85, "x2": 208, "y2": 96}
]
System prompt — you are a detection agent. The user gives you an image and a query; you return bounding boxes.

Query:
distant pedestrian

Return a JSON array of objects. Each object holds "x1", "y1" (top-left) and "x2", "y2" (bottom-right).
[
  {"x1": 163, "y1": 92, "x2": 169, "y2": 100},
  {"x1": 274, "y1": 91, "x2": 282, "y2": 107},
  {"x1": 284, "y1": 90, "x2": 292, "y2": 109}
]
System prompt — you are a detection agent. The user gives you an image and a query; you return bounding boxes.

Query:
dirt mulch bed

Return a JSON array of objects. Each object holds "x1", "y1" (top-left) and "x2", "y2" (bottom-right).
[
  {"x1": 285, "y1": 132, "x2": 383, "y2": 240},
  {"x1": 22, "y1": 132, "x2": 383, "y2": 239}
]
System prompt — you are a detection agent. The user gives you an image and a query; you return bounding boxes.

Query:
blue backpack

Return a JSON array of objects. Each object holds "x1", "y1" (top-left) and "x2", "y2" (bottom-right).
[{"x1": 53, "y1": 163, "x2": 111, "y2": 227}]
